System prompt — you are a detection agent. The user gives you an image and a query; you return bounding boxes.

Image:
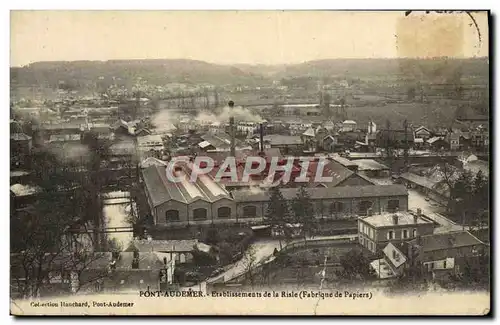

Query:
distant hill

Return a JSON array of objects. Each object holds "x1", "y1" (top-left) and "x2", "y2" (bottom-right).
[
  {"x1": 10, "y1": 57, "x2": 489, "y2": 91},
  {"x1": 10, "y1": 59, "x2": 270, "y2": 89},
  {"x1": 274, "y1": 57, "x2": 489, "y2": 82}
]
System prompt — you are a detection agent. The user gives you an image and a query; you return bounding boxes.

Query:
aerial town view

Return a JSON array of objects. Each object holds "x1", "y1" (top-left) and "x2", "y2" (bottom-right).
[{"x1": 9, "y1": 10, "x2": 490, "y2": 316}]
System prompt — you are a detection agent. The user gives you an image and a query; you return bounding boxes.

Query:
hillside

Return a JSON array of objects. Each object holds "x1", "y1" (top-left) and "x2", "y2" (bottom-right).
[
  {"x1": 10, "y1": 59, "x2": 270, "y2": 89},
  {"x1": 10, "y1": 57, "x2": 489, "y2": 92},
  {"x1": 275, "y1": 57, "x2": 489, "y2": 82}
]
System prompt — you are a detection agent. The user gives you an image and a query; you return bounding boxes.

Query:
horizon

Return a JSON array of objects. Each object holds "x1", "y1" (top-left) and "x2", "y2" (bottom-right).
[
  {"x1": 10, "y1": 56, "x2": 490, "y2": 69},
  {"x1": 11, "y1": 11, "x2": 489, "y2": 68}
]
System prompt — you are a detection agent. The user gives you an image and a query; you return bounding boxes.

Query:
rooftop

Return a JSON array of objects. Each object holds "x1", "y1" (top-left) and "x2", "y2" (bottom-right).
[
  {"x1": 141, "y1": 164, "x2": 231, "y2": 206},
  {"x1": 137, "y1": 135, "x2": 163, "y2": 147},
  {"x1": 383, "y1": 242, "x2": 407, "y2": 269},
  {"x1": 232, "y1": 184, "x2": 408, "y2": 202},
  {"x1": 361, "y1": 211, "x2": 434, "y2": 228},
  {"x1": 352, "y1": 159, "x2": 390, "y2": 171},
  {"x1": 126, "y1": 239, "x2": 210, "y2": 253},
  {"x1": 414, "y1": 230, "x2": 485, "y2": 252},
  {"x1": 263, "y1": 135, "x2": 303, "y2": 146}
]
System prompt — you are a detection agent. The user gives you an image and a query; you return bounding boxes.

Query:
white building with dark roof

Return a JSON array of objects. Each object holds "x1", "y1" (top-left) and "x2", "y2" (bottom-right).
[{"x1": 358, "y1": 209, "x2": 436, "y2": 253}]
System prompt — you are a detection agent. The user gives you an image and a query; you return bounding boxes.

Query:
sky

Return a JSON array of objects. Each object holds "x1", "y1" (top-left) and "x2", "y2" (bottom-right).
[{"x1": 10, "y1": 11, "x2": 489, "y2": 67}]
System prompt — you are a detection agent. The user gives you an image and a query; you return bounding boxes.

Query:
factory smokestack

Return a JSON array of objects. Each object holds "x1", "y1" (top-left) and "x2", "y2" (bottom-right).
[
  {"x1": 259, "y1": 123, "x2": 264, "y2": 153},
  {"x1": 228, "y1": 100, "x2": 236, "y2": 157}
]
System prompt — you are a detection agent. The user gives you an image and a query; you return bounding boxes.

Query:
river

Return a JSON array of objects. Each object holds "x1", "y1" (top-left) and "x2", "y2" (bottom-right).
[{"x1": 102, "y1": 191, "x2": 136, "y2": 251}]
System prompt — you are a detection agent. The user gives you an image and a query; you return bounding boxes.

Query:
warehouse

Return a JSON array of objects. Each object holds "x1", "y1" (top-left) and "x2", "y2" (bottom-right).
[{"x1": 141, "y1": 161, "x2": 409, "y2": 227}]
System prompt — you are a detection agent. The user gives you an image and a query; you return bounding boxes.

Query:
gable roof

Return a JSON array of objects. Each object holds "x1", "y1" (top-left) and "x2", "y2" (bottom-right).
[
  {"x1": 141, "y1": 164, "x2": 232, "y2": 206},
  {"x1": 414, "y1": 126, "x2": 431, "y2": 134},
  {"x1": 383, "y1": 243, "x2": 407, "y2": 269},
  {"x1": 415, "y1": 231, "x2": 485, "y2": 252}
]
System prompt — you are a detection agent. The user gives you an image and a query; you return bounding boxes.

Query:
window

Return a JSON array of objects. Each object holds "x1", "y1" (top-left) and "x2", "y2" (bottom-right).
[
  {"x1": 165, "y1": 210, "x2": 180, "y2": 222},
  {"x1": 387, "y1": 200, "x2": 400, "y2": 213},
  {"x1": 402, "y1": 229, "x2": 409, "y2": 239},
  {"x1": 193, "y1": 208, "x2": 207, "y2": 220},
  {"x1": 217, "y1": 207, "x2": 231, "y2": 219},
  {"x1": 412, "y1": 229, "x2": 417, "y2": 237},
  {"x1": 387, "y1": 231, "x2": 394, "y2": 240},
  {"x1": 329, "y1": 202, "x2": 344, "y2": 214},
  {"x1": 242, "y1": 205, "x2": 257, "y2": 218},
  {"x1": 358, "y1": 201, "x2": 373, "y2": 215}
]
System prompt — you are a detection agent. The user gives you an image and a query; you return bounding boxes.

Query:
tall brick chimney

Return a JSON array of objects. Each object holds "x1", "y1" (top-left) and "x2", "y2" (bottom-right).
[{"x1": 228, "y1": 100, "x2": 236, "y2": 157}]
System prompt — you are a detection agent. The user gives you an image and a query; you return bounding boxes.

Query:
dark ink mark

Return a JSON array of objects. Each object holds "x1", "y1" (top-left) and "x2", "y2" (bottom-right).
[{"x1": 465, "y1": 11, "x2": 482, "y2": 45}]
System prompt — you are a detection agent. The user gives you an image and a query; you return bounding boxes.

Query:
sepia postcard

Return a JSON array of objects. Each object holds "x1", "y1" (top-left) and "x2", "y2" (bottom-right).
[{"x1": 9, "y1": 10, "x2": 491, "y2": 316}]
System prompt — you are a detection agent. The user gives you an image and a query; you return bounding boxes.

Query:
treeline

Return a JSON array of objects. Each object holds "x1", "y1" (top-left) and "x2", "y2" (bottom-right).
[{"x1": 10, "y1": 59, "x2": 267, "y2": 89}]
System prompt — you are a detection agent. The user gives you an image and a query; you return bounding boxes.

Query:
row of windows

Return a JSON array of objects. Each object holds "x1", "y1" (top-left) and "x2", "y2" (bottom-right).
[
  {"x1": 161, "y1": 197, "x2": 403, "y2": 223},
  {"x1": 163, "y1": 206, "x2": 258, "y2": 223},
  {"x1": 165, "y1": 206, "x2": 232, "y2": 222},
  {"x1": 360, "y1": 236, "x2": 376, "y2": 253},
  {"x1": 386, "y1": 229, "x2": 417, "y2": 240}
]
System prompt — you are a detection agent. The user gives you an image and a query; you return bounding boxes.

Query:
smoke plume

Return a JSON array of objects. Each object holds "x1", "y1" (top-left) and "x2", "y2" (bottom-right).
[
  {"x1": 195, "y1": 105, "x2": 264, "y2": 125},
  {"x1": 151, "y1": 110, "x2": 179, "y2": 132}
]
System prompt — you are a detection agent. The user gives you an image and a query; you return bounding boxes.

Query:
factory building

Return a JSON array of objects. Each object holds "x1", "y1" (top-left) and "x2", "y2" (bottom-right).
[{"x1": 140, "y1": 161, "x2": 409, "y2": 228}]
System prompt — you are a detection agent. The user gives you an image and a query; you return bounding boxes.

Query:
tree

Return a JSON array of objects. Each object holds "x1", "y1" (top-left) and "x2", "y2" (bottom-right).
[
  {"x1": 291, "y1": 185, "x2": 316, "y2": 242},
  {"x1": 242, "y1": 245, "x2": 257, "y2": 289},
  {"x1": 265, "y1": 186, "x2": 292, "y2": 249},
  {"x1": 11, "y1": 192, "x2": 109, "y2": 297},
  {"x1": 339, "y1": 250, "x2": 374, "y2": 280}
]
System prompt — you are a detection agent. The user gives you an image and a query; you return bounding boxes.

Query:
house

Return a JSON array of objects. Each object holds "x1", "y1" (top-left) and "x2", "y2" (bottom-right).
[
  {"x1": 370, "y1": 242, "x2": 408, "y2": 279},
  {"x1": 262, "y1": 135, "x2": 304, "y2": 155},
  {"x1": 10, "y1": 251, "x2": 169, "y2": 298},
  {"x1": 125, "y1": 239, "x2": 211, "y2": 264},
  {"x1": 322, "y1": 135, "x2": 337, "y2": 152},
  {"x1": 341, "y1": 120, "x2": 357, "y2": 132},
  {"x1": 358, "y1": 209, "x2": 436, "y2": 253},
  {"x1": 405, "y1": 230, "x2": 487, "y2": 275},
  {"x1": 427, "y1": 136, "x2": 449, "y2": 150},
  {"x1": 414, "y1": 126, "x2": 432, "y2": 141}
]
